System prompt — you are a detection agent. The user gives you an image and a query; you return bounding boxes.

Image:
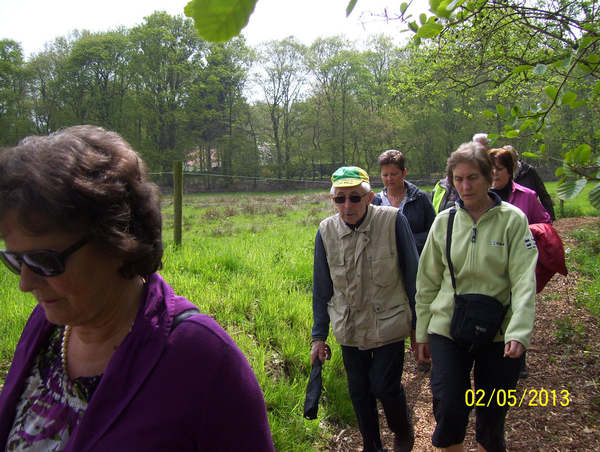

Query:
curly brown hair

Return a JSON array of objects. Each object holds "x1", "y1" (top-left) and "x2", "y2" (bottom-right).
[{"x1": 0, "y1": 125, "x2": 163, "y2": 278}]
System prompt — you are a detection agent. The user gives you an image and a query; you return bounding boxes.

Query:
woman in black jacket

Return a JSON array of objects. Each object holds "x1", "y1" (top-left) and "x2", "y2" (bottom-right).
[{"x1": 372, "y1": 149, "x2": 436, "y2": 255}]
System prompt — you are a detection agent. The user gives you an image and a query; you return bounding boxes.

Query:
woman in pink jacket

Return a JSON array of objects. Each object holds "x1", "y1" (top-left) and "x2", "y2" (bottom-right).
[{"x1": 489, "y1": 148, "x2": 552, "y2": 225}]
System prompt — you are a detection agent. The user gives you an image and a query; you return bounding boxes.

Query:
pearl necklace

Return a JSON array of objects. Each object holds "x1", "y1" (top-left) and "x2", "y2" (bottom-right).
[{"x1": 61, "y1": 325, "x2": 71, "y2": 375}]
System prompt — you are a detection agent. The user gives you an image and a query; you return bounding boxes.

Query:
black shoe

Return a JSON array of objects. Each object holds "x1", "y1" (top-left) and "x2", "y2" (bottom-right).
[{"x1": 393, "y1": 417, "x2": 414, "y2": 452}]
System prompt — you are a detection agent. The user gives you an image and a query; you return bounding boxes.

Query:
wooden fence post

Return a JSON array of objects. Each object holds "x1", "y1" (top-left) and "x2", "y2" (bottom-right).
[{"x1": 174, "y1": 161, "x2": 183, "y2": 247}]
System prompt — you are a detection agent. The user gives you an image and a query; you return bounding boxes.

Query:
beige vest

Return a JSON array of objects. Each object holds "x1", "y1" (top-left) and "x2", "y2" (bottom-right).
[{"x1": 319, "y1": 205, "x2": 411, "y2": 349}]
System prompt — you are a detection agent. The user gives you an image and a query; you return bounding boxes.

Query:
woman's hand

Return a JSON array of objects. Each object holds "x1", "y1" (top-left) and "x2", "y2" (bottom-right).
[
  {"x1": 416, "y1": 342, "x2": 431, "y2": 363},
  {"x1": 310, "y1": 341, "x2": 331, "y2": 365},
  {"x1": 504, "y1": 340, "x2": 525, "y2": 358}
]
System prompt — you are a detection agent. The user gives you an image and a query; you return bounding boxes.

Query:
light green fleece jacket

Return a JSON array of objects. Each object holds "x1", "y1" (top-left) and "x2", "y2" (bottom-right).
[{"x1": 416, "y1": 194, "x2": 538, "y2": 349}]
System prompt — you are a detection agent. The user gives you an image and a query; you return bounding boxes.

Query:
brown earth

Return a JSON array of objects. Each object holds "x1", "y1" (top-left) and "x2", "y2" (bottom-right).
[{"x1": 326, "y1": 217, "x2": 600, "y2": 452}]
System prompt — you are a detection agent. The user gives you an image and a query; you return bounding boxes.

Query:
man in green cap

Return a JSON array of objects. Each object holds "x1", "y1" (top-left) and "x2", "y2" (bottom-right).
[{"x1": 310, "y1": 166, "x2": 418, "y2": 452}]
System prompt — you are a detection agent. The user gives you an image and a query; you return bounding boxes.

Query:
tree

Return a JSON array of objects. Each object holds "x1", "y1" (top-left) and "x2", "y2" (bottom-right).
[
  {"x1": 64, "y1": 31, "x2": 132, "y2": 130},
  {"x1": 0, "y1": 40, "x2": 34, "y2": 145},
  {"x1": 129, "y1": 11, "x2": 206, "y2": 168},
  {"x1": 253, "y1": 37, "x2": 308, "y2": 178},
  {"x1": 400, "y1": 0, "x2": 600, "y2": 209}
]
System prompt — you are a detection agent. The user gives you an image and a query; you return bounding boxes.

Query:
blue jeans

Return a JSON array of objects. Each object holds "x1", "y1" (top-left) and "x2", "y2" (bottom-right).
[{"x1": 341, "y1": 341, "x2": 411, "y2": 452}]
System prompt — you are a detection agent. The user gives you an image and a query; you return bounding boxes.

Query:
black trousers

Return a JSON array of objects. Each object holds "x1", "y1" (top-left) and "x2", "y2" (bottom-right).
[
  {"x1": 428, "y1": 334, "x2": 520, "y2": 452},
  {"x1": 341, "y1": 341, "x2": 411, "y2": 452}
]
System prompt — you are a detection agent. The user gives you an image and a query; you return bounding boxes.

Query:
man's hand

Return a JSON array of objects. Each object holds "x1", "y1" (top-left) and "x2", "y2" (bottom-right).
[
  {"x1": 311, "y1": 340, "x2": 331, "y2": 365},
  {"x1": 410, "y1": 329, "x2": 418, "y2": 361},
  {"x1": 504, "y1": 340, "x2": 525, "y2": 358}
]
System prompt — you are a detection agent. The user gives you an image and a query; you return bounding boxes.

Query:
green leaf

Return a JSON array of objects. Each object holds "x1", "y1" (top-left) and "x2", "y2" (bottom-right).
[
  {"x1": 564, "y1": 151, "x2": 572, "y2": 165},
  {"x1": 579, "y1": 36, "x2": 592, "y2": 52},
  {"x1": 409, "y1": 21, "x2": 419, "y2": 32},
  {"x1": 578, "y1": 63, "x2": 593, "y2": 73},
  {"x1": 540, "y1": 143, "x2": 546, "y2": 154},
  {"x1": 401, "y1": 2, "x2": 409, "y2": 14},
  {"x1": 507, "y1": 115, "x2": 518, "y2": 128},
  {"x1": 496, "y1": 104, "x2": 505, "y2": 117},
  {"x1": 533, "y1": 64, "x2": 547, "y2": 75},
  {"x1": 588, "y1": 54, "x2": 600, "y2": 64},
  {"x1": 555, "y1": 167, "x2": 565, "y2": 177},
  {"x1": 483, "y1": 110, "x2": 496, "y2": 118},
  {"x1": 346, "y1": 0, "x2": 358, "y2": 17},
  {"x1": 571, "y1": 101, "x2": 588, "y2": 108},
  {"x1": 416, "y1": 22, "x2": 443, "y2": 38},
  {"x1": 506, "y1": 130, "x2": 519, "y2": 138},
  {"x1": 589, "y1": 183, "x2": 600, "y2": 210},
  {"x1": 561, "y1": 57, "x2": 572, "y2": 68},
  {"x1": 430, "y1": 0, "x2": 442, "y2": 12},
  {"x1": 562, "y1": 163, "x2": 576, "y2": 178},
  {"x1": 561, "y1": 92, "x2": 577, "y2": 105},
  {"x1": 437, "y1": 1, "x2": 453, "y2": 18},
  {"x1": 522, "y1": 152, "x2": 539, "y2": 158},
  {"x1": 513, "y1": 65, "x2": 534, "y2": 74},
  {"x1": 520, "y1": 119, "x2": 533, "y2": 131},
  {"x1": 594, "y1": 81, "x2": 600, "y2": 95},
  {"x1": 545, "y1": 86, "x2": 558, "y2": 101},
  {"x1": 557, "y1": 179, "x2": 587, "y2": 201},
  {"x1": 580, "y1": 146, "x2": 592, "y2": 165},
  {"x1": 574, "y1": 144, "x2": 592, "y2": 164},
  {"x1": 184, "y1": 0, "x2": 258, "y2": 43},
  {"x1": 420, "y1": 13, "x2": 428, "y2": 25},
  {"x1": 510, "y1": 105, "x2": 521, "y2": 116}
]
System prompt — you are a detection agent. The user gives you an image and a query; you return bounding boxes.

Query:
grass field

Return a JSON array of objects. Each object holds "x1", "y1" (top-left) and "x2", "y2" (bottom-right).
[{"x1": 0, "y1": 185, "x2": 598, "y2": 450}]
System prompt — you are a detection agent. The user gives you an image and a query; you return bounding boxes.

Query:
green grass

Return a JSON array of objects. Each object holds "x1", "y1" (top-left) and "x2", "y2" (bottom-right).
[
  {"x1": 569, "y1": 220, "x2": 600, "y2": 317},
  {"x1": 544, "y1": 181, "x2": 600, "y2": 218}
]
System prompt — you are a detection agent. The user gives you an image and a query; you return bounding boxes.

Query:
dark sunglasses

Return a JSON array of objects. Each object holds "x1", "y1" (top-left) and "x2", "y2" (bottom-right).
[
  {"x1": 0, "y1": 237, "x2": 88, "y2": 277},
  {"x1": 333, "y1": 192, "x2": 370, "y2": 204}
]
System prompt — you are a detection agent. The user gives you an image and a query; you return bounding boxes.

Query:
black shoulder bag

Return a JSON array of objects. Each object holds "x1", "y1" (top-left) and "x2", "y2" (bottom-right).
[{"x1": 446, "y1": 208, "x2": 509, "y2": 354}]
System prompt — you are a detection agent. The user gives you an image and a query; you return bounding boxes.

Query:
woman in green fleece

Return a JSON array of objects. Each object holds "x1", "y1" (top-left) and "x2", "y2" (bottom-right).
[{"x1": 415, "y1": 141, "x2": 538, "y2": 452}]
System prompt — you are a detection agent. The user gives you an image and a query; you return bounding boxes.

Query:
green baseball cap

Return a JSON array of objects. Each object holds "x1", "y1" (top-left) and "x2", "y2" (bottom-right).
[{"x1": 331, "y1": 166, "x2": 370, "y2": 187}]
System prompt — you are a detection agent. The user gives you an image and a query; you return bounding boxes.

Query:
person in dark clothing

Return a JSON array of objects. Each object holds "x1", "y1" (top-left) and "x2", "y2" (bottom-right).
[
  {"x1": 371, "y1": 150, "x2": 436, "y2": 255},
  {"x1": 503, "y1": 145, "x2": 556, "y2": 221},
  {"x1": 311, "y1": 166, "x2": 419, "y2": 452}
]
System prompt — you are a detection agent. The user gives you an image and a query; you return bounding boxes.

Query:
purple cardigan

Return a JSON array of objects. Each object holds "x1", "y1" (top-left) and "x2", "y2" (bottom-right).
[
  {"x1": 0, "y1": 273, "x2": 275, "y2": 452},
  {"x1": 509, "y1": 182, "x2": 552, "y2": 225}
]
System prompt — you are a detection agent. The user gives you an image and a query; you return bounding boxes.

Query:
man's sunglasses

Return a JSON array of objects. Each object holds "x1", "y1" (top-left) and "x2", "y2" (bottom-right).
[
  {"x1": 333, "y1": 192, "x2": 370, "y2": 204},
  {"x1": 0, "y1": 237, "x2": 88, "y2": 277}
]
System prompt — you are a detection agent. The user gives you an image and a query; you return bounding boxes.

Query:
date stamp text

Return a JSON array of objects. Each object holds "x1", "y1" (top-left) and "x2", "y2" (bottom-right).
[{"x1": 465, "y1": 389, "x2": 570, "y2": 407}]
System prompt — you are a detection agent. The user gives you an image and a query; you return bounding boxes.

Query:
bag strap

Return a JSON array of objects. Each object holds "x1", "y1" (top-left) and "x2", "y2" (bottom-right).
[
  {"x1": 446, "y1": 207, "x2": 458, "y2": 294},
  {"x1": 170, "y1": 308, "x2": 200, "y2": 333}
]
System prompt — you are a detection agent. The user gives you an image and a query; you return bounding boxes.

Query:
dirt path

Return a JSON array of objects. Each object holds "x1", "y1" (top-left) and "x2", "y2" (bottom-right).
[{"x1": 326, "y1": 217, "x2": 600, "y2": 452}]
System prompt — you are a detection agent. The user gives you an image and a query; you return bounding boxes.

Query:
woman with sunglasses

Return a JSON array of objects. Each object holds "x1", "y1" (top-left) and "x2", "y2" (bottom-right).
[{"x1": 0, "y1": 126, "x2": 275, "y2": 452}]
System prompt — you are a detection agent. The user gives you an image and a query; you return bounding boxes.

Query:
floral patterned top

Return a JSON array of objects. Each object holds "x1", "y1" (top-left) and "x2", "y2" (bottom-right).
[{"x1": 5, "y1": 327, "x2": 102, "y2": 452}]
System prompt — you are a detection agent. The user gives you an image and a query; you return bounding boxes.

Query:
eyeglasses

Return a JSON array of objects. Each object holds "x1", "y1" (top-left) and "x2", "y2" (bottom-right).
[
  {"x1": 0, "y1": 237, "x2": 88, "y2": 277},
  {"x1": 333, "y1": 192, "x2": 370, "y2": 204}
]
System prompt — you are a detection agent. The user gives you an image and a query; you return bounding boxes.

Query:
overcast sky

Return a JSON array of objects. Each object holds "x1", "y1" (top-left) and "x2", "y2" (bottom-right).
[{"x1": 0, "y1": 0, "x2": 430, "y2": 56}]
